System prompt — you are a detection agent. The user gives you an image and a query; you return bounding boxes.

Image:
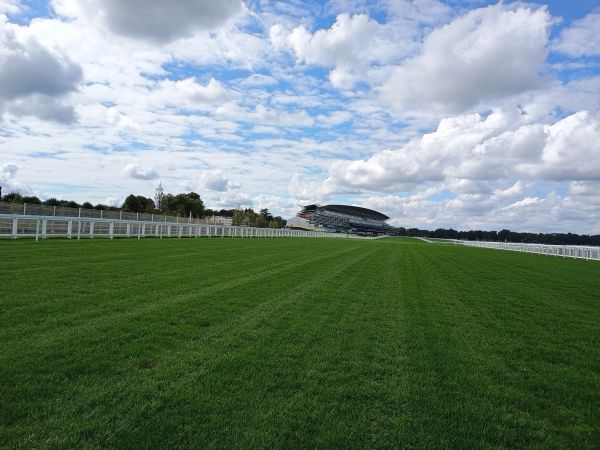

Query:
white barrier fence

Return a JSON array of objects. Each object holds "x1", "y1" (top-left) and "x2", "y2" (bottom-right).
[
  {"x1": 459, "y1": 240, "x2": 600, "y2": 261},
  {"x1": 0, "y1": 214, "x2": 355, "y2": 240},
  {"x1": 0, "y1": 201, "x2": 231, "y2": 225}
]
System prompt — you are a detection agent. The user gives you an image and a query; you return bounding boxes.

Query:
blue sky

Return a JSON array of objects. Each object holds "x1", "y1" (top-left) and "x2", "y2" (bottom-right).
[{"x1": 1, "y1": 0, "x2": 599, "y2": 232}]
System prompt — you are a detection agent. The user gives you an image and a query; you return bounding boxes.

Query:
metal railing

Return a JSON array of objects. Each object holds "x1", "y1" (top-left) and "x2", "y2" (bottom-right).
[
  {"x1": 0, "y1": 201, "x2": 230, "y2": 225},
  {"x1": 459, "y1": 240, "x2": 600, "y2": 261},
  {"x1": 415, "y1": 237, "x2": 599, "y2": 261},
  {"x1": 0, "y1": 213, "x2": 359, "y2": 240}
]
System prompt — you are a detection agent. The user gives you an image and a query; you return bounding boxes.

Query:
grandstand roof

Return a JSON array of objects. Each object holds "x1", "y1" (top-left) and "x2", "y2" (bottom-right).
[{"x1": 321, "y1": 204, "x2": 389, "y2": 221}]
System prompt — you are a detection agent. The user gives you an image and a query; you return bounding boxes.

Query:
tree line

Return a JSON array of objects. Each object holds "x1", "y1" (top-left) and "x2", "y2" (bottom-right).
[
  {"x1": 396, "y1": 227, "x2": 600, "y2": 247},
  {"x1": 232, "y1": 208, "x2": 286, "y2": 229},
  {"x1": 0, "y1": 185, "x2": 286, "y2": 229},
  {"x1": 1, "y1": 191, "x2": 120, "y2": 211}
]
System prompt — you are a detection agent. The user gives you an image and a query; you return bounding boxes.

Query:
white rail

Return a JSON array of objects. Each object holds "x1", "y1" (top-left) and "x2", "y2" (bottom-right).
[
  {"x1": 0, "y1": 201, "x2": 230, "y2": 225},
  {"x1": 0, "y1": 214, "x2": 357, "y2": 240},
  {"x1": 459, "y1": 240, "x2": 600, "y2": 261}
]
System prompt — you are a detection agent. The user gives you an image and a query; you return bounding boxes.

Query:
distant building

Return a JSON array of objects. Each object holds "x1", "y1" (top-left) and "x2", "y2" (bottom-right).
[
  {"x1": 207, "y1": 215, "x2": 233, "y2": 226},
  {"x1": 288, "y1": 204, "x2": 393, "y2": 236}
]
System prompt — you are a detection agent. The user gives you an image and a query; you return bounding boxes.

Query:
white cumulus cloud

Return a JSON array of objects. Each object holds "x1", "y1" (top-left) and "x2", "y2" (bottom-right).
[
  {"x1": 155, "y1": 77, "x2": 229, "y2": 109},
  {"x1": 199, "y1": 170, "x2": 239, "y2": 192},
  {"x1": 124, "y1": 163, "x2": 159, "y2": 180},
  {"x1": 0, "y1": 162, "x2": 20, "y2": 192},
  {"x1": 553, "y1": 13, "x2": 600, "y2": 57},
  {"x1": 324, "y1": 109, "x2": 600, "y2": 194},
  {"x1": 0, "y1": 162, "x2": 18, "y2": 180},
  {"x1": 0, "y1": 17, "x2": 82, "y2": 122},
  {"x1": 270, "y1": 13, "x2": 407, "y2": 88},
  {"x1": 378, "y1": 3, "x2": 551, "y2": 115}
]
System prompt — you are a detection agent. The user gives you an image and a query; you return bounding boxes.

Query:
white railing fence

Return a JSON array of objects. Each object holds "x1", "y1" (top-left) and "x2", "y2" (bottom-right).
[
  {"x1": 0, "y1": 214, "x2": 358, "y2": 240},
  {"x1": 0, "y1": 201, "x2": 230, "y2": 225},
  {"x1": 459, "y1": 240, "x2": 600, "y2": 261}
]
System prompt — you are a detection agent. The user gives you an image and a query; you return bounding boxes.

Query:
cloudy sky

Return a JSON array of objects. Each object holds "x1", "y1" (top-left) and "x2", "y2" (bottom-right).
[{"x1": 1, "y1": 0, "x2": 599, "y2": 233}]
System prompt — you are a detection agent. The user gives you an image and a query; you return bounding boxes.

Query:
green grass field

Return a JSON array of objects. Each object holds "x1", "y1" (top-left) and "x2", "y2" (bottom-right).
[{"x1": 1, "y1": 237, "x2": 599, "y2": 448}]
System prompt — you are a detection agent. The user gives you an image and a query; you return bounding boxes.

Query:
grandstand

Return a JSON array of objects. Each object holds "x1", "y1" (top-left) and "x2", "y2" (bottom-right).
[{"x1": 289, "y1": 204, "x2": 393, "y2": 236}]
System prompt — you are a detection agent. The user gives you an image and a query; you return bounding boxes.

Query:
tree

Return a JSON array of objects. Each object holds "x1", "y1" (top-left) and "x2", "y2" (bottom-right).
[
  {"x1": 218, "y1": 209, "x2": 233, "y2": 217},
  {"x1": 154, "y1": 182, "x2": 165, "y2": 210},
  {"x1": 227, "y1": 207, "x2": 278, "y2": 228},
  {"x1": 271, "y1": 216, "x2": 286, "y2": 228},
  {"x1": 81, "y1": 201, "x2": 93, "y2": 209},
  {"x1": 498, "y1": 229, "x2": 511, "y2": 242},
  {"x1": 122, "y1": 194, "x2": 142, "y2": 213},
  {"x1": 43, "y1": 198, "x2": 61, "y2": 206},
  {"x1": 255, "y1": 214, "x2": 267, "y2": 228},
  {"x1": 232, "y1": 208, "x2": 244, "y2": 226},
  {"x1": 3, "y1": 192, "x2": 22, "y2": 203},
  {"x1": 22, "y1": 195, "x2": 41, "y2": 204},
  {"x1": 243, "y1": 208, "x2": 258, "y2": 226},
  {"x1": 259, "y1": 208, "x2": 273, "y2": 221},
  {"x1": 122, "y1": 194, "x2": 155, "y2": 213},
  {"x1": 142, "y1": 198, "x2": 156, "y2": 213},
  {"x1": 162, "y1": 192, "x2": 204, "y2": 217}
]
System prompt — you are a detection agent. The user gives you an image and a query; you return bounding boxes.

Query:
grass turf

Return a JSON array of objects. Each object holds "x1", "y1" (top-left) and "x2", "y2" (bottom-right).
[{"x1": 1, "y1": 237, "x2": 599, "y2": 448}]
